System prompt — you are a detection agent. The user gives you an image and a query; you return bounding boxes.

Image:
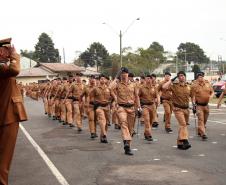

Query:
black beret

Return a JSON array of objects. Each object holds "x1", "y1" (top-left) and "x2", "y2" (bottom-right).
[
  {"x1": 120, "y1": 67, "x2": 129, "y2": 73},
  {"x1": 128, "y1": 72, "x2": 134, "y2": 77},
  {"x1": 196, "y1": 72, "x2": 205, "y2": 77},
  {"x1": 75, "y1": 73, "x2": 83, "y2": 76},
  {"x1": 151, "y1": 74, "x2": 157, "y2": 78},
  {"x1": 164, "y1": 72, "x2": 171, "y2": 76},
  {"x1": 177, "y1": 71, "x2": 186, "y2": 77},
  {"x1": 140, "y1": 75, "x2": 145, "y2": 79},
  {"x1": 99, "y1": 74, "x2": 106, "y2": 79},
  {"x1": 90, "y1": 75, "x2": 95, "y2": 79},
  {"x1": 145, "y1": 74, "x2": 152, "y2": 78}
]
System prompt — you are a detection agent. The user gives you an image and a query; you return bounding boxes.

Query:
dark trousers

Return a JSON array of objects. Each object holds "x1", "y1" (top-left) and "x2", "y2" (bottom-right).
[{"x1": 0, "y1": 123, "x2": 19, "y2": 185}]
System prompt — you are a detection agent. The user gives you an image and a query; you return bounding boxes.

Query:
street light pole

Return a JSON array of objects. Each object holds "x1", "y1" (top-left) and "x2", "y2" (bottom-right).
[
  {"x1": 103, "y1": 18, "x2": 140, "y2": 67},
  {"x1": 176, "y1": 55, "x2": 178, "y2": 73},
  {"x1": 119, "y1": 30, "x2": 122, "y2": 67}
]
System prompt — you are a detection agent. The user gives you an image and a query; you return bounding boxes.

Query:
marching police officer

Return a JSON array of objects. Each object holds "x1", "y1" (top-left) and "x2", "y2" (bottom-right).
[
  {"x1": 162, "y1": 71, "x2": 192, "y2": 150},
  {"x1": 191, "y1": 72, "x2": 214, "y2": 140},
  {"x1": 90, "y1": 74, "x2": 113, "y2": 143},
  {"x1": 81, "y1": 75, "x2": 98, "y2": 138},
  {"x1": 112, "y1": 67, "x2": 141, "y2": 155},
  {"x1": 138, "y1": 74, "x2": 160, "y2": 141},
  {"x1": 158, "y1": 72, "x2": 173, "y2": 133}
]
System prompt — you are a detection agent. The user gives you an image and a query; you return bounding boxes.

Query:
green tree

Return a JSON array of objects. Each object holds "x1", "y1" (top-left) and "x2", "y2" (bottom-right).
[
  {"x1": 20, "y1": 50, "x2": 35, "y2": 60},
  {"x1": 34, "y1": 33, "x2": 60, "y2": 63},
  {"x1": 80, "y1": 42, "x2": 111, "y2": 72},
  {"x1": 149, "y1": 41, "x2": 164, "y2": 52},
  {"x1": 192, "y1": 64, "x2": 201, "y2": 79},
  {"x1": 177, "y1": 42, "x2": 209, "y2": 64}
]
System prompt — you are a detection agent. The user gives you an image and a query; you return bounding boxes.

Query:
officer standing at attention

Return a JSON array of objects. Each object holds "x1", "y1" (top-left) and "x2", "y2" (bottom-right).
[
  {"x1": 191, "y1": 72, "x2": 214, "y2": 140},
  {"x1": 112, "y1": 67, "x2": 141, "y2": 155},
  {"x1": 162, "y1": 71, "x2": 192, "y2": 150},
  {"x1": 0, "y1": 40, "x2": 28, "y2": 185}
]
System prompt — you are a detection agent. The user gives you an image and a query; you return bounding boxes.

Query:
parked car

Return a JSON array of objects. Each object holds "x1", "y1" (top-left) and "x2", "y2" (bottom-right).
[{"x1": 212, "y1": 81, "x2": 225, "y2": 98}]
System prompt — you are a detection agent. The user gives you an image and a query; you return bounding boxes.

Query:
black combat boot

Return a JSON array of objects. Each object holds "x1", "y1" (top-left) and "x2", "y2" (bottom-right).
[
  {"x1": 123, "y1": 140, "x2": 133, "y2": 155},
  {"x1": 144, "y1": 135, "x2": 153, "y2": 141},
  {"x1": 177, "y1": 139, "x2": 191, "y2": 150},
  {"x1": 114, "y1": 124, "x2": 121, "y2": 129},
  {"x1": 165, "y1": 128, "x2": 173, "y2": 133},
  {"x1": 100, "y1": 135, "x2": 108, "y2": 143},
  {"x1": 202, "y1": 135, "x2": 208, "y2": 140},
  {"x1": 90, "y1": 133, "x2": 96, "y2": 139},
  {"x1": 152, "y1": 122, "x2": 159, "y2": 128}
]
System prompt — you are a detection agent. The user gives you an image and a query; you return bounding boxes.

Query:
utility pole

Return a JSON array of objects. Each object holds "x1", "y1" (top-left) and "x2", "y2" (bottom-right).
[
  {"x1": 63, "y1": 48, "x2": 66, "y2": 64},
  {"x1": 119, "y1": 30, "x2": 122, "y2": 68},
  {"x1": 94, "y1": 49, "x2": 98, "y2": 72},
  {"x1": 176, "y1": 55, "x2": 178, "y2": 73},
  {"x1": 103, "y1": 18, "x2": 140, "y2": 68},
  {"x1": 184, "y1": 51, "x2": 188, "y2": 72}
]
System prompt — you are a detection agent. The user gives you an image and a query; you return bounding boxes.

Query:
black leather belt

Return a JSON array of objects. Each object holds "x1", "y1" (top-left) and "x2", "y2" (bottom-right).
[
  {"x1": 98, "y1": 103, "x2": 109, "y2": 107},
  {"x1": 173, "y1": 103, "x2": 189, "y2": 109},
  {"x1": 196, "y1": 102, "x2": 208, "y2": 106},
  {"x1": 141, "y1": 102, "x2": 154, "y2": 106},
  {"x1": 68, "y1": 97, "x2": 79, "y2": 101},
  {"x1": 118, "y1": 103, "x2": 134, "y2": 108},
  {"x1": 161, "y1": 97, "x2": 171, "y2": 101}
]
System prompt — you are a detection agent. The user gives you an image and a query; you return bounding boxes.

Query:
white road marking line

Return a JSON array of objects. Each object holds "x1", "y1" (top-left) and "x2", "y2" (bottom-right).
[
  {"x1": 208, "y1": 120, "x2": 226, "y2": 124},
  {"x1": 212, "y1": 141, "x2": 218, "y2": 144},
  {"x1": 198, "y1": 154, "x2": 205, "y2": 157},
  {"x1": 181, "y1": 170, "x2": 189, "y2": 173},
  {"x1": 132, "y1": 148, "x2": 138, "y2": 151},
  {"x1": 19, "y1": 124, "x2": 70, "y2": 185},
  {"x1": 153, "y1": 158, "x2": 160, "y2": 161},
  {"x1": 116, "y1": 141, "x2": 121, "y2": 144},
  {"x1": 209, "y1": 113, "x2": 226, "y2": 115}
]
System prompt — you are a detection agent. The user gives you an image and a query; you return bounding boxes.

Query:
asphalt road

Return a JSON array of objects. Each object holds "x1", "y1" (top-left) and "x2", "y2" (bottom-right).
[{"x1": 9, "y1": 98, "x2": 226, "y2": 185}]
